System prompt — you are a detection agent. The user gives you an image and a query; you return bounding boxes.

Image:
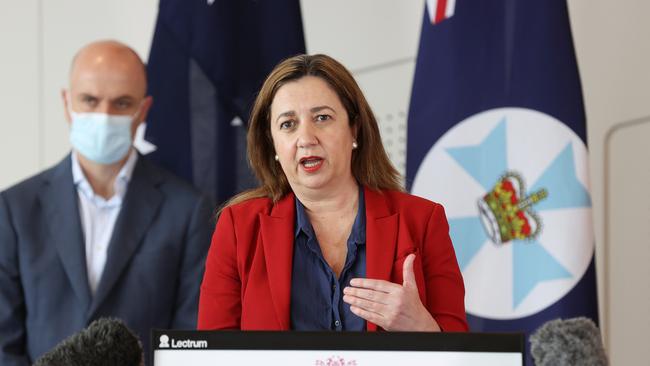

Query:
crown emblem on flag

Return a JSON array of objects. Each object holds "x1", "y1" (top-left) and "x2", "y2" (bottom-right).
[{"x1": 478, "y1": 172, "x2": 548, "y2": 244}]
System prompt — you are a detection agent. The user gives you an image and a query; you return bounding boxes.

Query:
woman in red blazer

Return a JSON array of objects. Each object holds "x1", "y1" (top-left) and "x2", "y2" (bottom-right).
[{"x1": 198, "y1": 54, "x2": 468, "y2": 332}]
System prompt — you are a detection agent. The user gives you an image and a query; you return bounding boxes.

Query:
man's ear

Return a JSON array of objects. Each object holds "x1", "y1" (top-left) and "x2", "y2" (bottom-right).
[
  {"x1": 137, "y1": 96, "x2": 153, "y2": 124},
  {"x1": 131, "y1": 96, "x2": 153, "y2": 138},
  {"x1": 61, "y1": 89, "x2": 72, "y2": 124}
]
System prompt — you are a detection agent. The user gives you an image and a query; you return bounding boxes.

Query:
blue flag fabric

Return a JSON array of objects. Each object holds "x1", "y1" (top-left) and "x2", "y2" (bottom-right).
[
  {"x1": 407, "y1": 0, "x2": 598, "y2": 362},
  {"x1": 145, "y1": 0, "x2": 305, "y2": 205}
]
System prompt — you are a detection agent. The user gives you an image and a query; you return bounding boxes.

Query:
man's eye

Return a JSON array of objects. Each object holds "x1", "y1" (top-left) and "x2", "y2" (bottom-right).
[
  {"x1": 82, "y1": 97, "x2": 98, "y2": 106},
  {"x1": 280, "y1": 120, "x2": 295, "y2": 129},
  {"x1": 116, "y1": 100, "x2": 132, "y2": 109}
]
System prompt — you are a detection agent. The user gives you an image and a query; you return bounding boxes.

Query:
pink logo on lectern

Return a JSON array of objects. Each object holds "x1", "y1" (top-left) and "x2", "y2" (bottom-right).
[{"x1": 315, "y1": 356, "x2": 357, "y2": 366}]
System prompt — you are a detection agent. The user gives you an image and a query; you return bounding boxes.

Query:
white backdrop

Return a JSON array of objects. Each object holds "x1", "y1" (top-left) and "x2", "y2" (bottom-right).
[{"x1": 1, "y1": 1, "x2": 649, "y2": 364}]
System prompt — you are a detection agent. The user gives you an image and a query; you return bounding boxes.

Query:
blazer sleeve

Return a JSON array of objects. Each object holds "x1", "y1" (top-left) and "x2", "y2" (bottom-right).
[
  {"x1": 170, "y1": 195, "x2": 213, "y2": 329},
  {"x1": 0, "y1": 193, "x2": 30, "y2": 366},
  {"x1": 197, "y1": 206, "x2": 242, "y2": 329},
  {"x1": 422, "y1": 203, "x2": 469, "y2": 332}
]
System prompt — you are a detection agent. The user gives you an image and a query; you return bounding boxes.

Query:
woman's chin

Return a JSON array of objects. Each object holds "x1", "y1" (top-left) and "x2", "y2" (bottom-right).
[
  {"x1": 291, "y1": 174, "x2": 334, "y2": 192},
  {"x1": 297, "y1": 180, "x2": 329, "y2": 192}
]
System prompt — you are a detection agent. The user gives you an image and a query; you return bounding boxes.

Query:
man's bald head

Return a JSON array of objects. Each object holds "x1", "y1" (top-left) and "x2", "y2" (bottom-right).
[{"x1": 69, "y1": 40, "x2": 147, "y2": 97}]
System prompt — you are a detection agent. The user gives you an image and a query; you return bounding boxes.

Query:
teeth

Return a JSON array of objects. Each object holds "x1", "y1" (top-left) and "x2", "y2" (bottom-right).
[{"x1": 303, "y1": 159, "x2": 321, "y2": 168}]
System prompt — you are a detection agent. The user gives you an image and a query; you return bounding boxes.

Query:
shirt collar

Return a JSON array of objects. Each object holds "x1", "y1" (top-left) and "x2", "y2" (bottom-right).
[
  {"x1": 294, "y1": 186, "x2": 366, "y2": 245},
  {"x1": 351, "y1": 187, "x2": 366, "y2": 244},
  {"x1": 294, "y1": 197, "x2": 313, "y2": 238},
  {"x1": 71, "y1": 149, "x2": 138, "y2": 205}
]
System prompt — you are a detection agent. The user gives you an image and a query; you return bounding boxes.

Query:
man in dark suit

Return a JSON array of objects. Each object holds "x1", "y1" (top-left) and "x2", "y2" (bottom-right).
[{"x1": 0, "y1": 40, "x2": 213, "y2": 365}]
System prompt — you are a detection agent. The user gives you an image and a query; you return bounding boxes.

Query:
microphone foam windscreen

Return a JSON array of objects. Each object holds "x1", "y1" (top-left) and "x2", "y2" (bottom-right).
[
  {"x1": 530, "y1": 317, "x2": 608, "y2": 366},
  {"x1": 34, "y1": 317, "x2": 143, "y2": 366}
]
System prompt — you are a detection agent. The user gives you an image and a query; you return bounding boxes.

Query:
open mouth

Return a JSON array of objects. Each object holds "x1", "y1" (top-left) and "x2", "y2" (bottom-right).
[{"x1": 299, "y1": 156, "x2": 324, "y2": 172}]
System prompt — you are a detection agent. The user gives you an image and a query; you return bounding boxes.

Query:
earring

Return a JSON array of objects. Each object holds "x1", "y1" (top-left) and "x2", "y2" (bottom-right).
[
  {"x1": 274, "y1": 154, "x2": 279, "y2": 161},
  {"x1": 352, "y1": 141, "x2": 358, "y2": 149}
]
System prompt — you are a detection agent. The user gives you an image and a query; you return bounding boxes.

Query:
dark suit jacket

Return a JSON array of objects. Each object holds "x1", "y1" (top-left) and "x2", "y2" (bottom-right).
[
  {"x1": 198, "y1": 187, "x2": 468, "y2": 332},
  {"x1": 0, "y1": 154, "x2": 213, "y2": 365}
]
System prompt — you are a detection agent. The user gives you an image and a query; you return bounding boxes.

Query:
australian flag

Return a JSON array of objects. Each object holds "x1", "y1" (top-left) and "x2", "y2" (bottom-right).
[
  {"x1": 145, "y1": 0, "x2": 305, "y2": 205},
  {"x1": 407, "y1": 0, "x2": 598, "y2": 362}
]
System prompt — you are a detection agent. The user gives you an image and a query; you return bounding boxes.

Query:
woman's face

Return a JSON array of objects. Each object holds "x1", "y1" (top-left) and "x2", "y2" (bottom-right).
[{"x1": 269, "y1": 76, "x2": 357, "y2": 194}]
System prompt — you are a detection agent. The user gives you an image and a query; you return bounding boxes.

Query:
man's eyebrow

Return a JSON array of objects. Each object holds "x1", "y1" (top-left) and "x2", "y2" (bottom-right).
[
  {"x1": 77, "y1": 92, "x2": 97, "y2": 99},
  {"x1": 110, "y1": 95, "x2": 137, "y2": 103}
]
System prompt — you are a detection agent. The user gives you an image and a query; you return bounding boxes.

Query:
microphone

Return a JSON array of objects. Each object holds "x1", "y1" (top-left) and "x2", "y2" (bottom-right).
[
  {"x1": 33, "y1": 318, "x2": 143, "y2": 366},
  {"x1": 530, "y1": 317, "x2": 608, "y2": 366}
]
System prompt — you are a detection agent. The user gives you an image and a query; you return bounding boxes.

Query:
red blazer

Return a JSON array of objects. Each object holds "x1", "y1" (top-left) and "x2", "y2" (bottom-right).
[{"x1": 198, "y1": 187, "x2": 468, "y2": 332}]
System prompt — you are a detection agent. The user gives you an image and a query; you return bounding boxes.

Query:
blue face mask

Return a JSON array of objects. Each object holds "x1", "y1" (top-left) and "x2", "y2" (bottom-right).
[{"x1": 69, "y1": 111, "x2": 134, "y2": 164}]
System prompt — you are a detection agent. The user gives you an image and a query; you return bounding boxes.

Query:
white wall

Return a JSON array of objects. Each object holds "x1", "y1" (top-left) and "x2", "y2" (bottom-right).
[
  {"x1": 1, "y1": 1, "x2": 649, "y2": 364},
  {"x1": 0, "y1": 1, "x2": 40, "y2": 189},
  {"x1": 568, "y1": 1, "x2": 650, "y2": 363}
]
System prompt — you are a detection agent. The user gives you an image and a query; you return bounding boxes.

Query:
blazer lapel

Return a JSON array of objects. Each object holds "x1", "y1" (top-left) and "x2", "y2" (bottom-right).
[
  {"x1": 364, "y1": 187, "x2": 398, "y2": 331},
  {"x1": 88, "y1": 157, "x2": 163, "y2": 317},
  {"x1": 41, "y1": 155, "x2": 92, "y2": 310},
  {"x1": 260, "y1": 193, "x2": 295, "y2": 330}
]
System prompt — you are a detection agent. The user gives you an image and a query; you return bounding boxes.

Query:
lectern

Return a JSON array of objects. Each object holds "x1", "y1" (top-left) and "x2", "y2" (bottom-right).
[{"x1": 152, "y1": 330, "x2": 524, "y2": 365}]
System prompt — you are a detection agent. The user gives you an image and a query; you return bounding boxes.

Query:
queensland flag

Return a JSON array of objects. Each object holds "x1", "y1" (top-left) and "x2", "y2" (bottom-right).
[
  {"x1": 145, "y1": 0, "x2": 305, "y2": 205},
  {"x1": 407, "y1": 0, "x2": 598, "y2": 362}
]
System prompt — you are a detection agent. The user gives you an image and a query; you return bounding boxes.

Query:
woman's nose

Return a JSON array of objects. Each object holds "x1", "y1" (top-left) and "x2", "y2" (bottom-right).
[{"x1": 296, "y1": 122, "x2": 318, "y2": 148}]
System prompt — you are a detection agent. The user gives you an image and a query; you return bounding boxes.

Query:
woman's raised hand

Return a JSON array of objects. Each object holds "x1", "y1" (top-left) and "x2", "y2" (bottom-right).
[{"x1": 343, "y1": 254, "x2": 441, "y2": 332}]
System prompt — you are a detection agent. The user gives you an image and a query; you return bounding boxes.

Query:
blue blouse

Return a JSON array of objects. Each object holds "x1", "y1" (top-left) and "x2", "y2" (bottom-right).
[{"x1": 290, "y1": 188, "x2": 366, "y2": 331}]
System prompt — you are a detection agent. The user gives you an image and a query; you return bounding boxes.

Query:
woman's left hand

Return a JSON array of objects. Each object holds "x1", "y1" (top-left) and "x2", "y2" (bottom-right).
[{"x1": 342, "y1": 253, "x2": 441, "y2": 332}]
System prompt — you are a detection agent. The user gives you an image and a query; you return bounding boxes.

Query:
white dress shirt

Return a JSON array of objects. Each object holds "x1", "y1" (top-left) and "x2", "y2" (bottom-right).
[{"x1": 71, "y1": 150, "x2": 138, "y2": 295}]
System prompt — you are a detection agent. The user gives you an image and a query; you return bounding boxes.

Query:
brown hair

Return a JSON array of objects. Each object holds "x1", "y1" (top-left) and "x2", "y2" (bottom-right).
[{"x1": 225, "y1": 54, "x2": 402, "y2": 208}]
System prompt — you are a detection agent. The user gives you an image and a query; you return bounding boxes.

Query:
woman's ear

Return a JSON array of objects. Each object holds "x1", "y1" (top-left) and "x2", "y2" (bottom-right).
[{"x1": 351, "y1": 122, "x2": 359, "y2": 141}]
